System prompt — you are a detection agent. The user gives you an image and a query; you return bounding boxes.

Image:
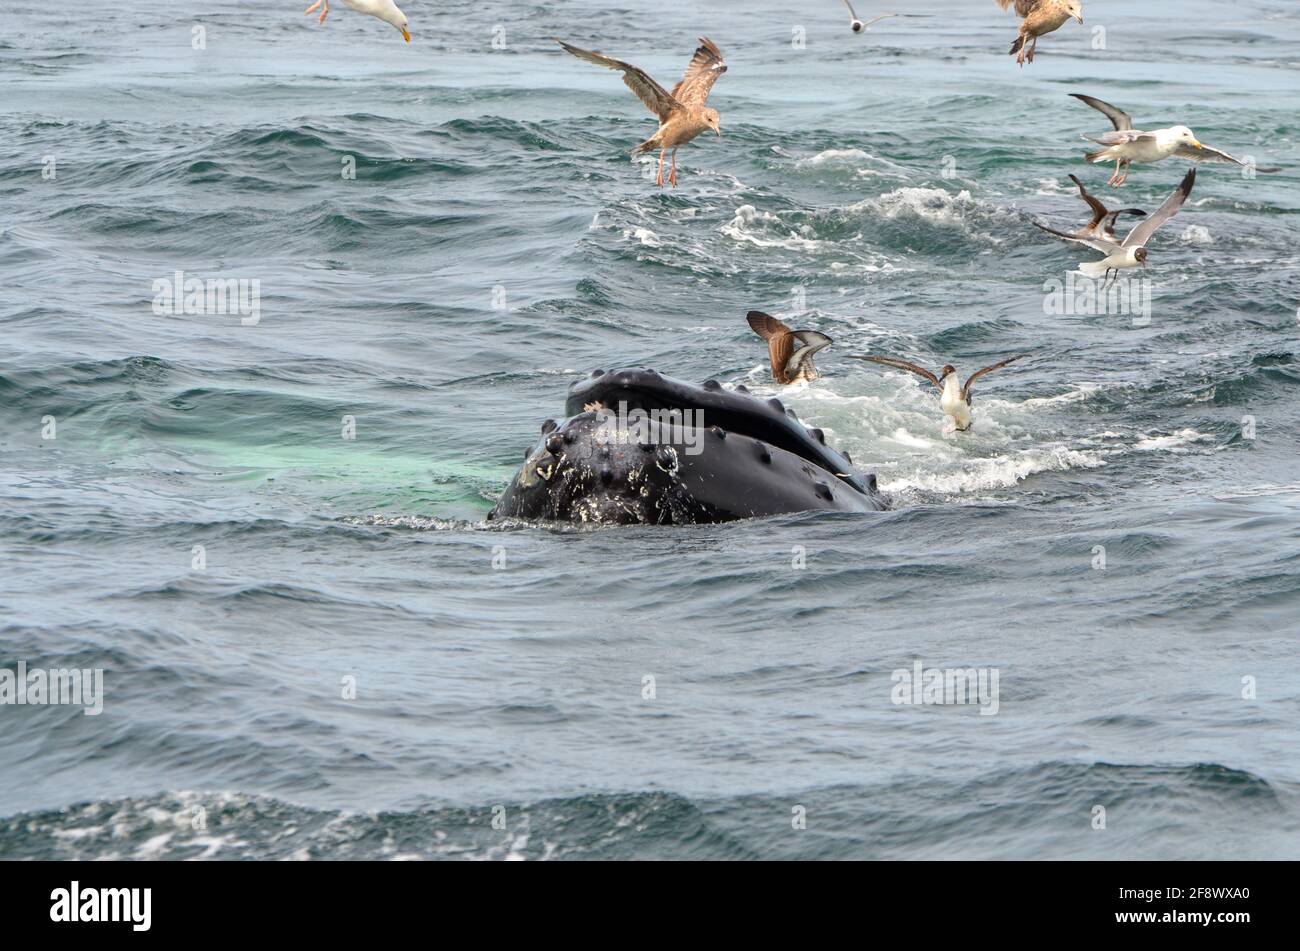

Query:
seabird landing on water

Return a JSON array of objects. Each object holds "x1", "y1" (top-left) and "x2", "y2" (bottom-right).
[
  {"x1": 995, "y1": 0, "x2": 1083, "y2": 67},
  {"x1": 1033, "y1": 168, "x2": 1196, "y2": 286},
  {"x1": 747, "y1": 312, "x2": 833, "y2": 385},
  {"x1": 1072, "y1": 94, "x2": 1282, "y2": 187},
  {"x1": 556, "y1": 37, "x2": 727, "y2": 188},
  {"x1": 305, "y1": 0, "x2": 410, "y2": 42},
  {"x1": 850, "y1": 354, "x2": 1028, "y2": 432}
]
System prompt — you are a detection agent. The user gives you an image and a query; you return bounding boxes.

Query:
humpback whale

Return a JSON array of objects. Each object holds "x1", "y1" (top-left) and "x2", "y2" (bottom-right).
[{"x1": 490, "y1": 368, "x2": 887, "y2": 524}]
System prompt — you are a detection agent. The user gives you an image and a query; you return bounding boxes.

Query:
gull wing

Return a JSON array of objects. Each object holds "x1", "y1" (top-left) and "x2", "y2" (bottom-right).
[
  {"x1": 556, "y1": 39, "x2": 681, "y2": 122},
  {"x1": 1123, "y1": 168, "x2": 1196, "y2": 249},
  {"x1": 671, "y1": 37, "x2": 727, "y2": 109},
  {"x1": 747, "y1": 311, "x2": 794, "y2": 383},
  {"x1": 1173, "y1": 142, "x2": 1281, "y2": 172},
  {"x1": 1099, "y1": 207, "x2": 1148, "y2": 239},
  {"x1": 1032, "y1": 219, "x2": 1124, "y2": 256},
  {"x1": 848, "y1": 355, "x2": 942, "y2": 391},
  {"x1": 1068, "y1": 173, "x2": 1109, "y2": 230},
  {"x1": 996, "y1": 1, "x2": 1042, "y2": 17},
  {"x1": 1071, "y1": 94, "x2": 1134, "y2": 132},
  {"x1": 963, "y1": 355, "x2": 1028, "y2": 402},
  {"x1": 787, "y1": 331, "x2": 833, "y2": 377},
  {"x1": 747, "y1": 310, "x2": 791, "y2": 342},
  {"x1": 1085, "y1": 130, "x2": 1155, "y2": 147}
]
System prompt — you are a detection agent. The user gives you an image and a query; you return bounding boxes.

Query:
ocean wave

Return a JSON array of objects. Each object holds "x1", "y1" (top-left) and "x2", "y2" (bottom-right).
[
  {"x1": 4, "y1": 761, "x2": 1294, "y2": 860},
  {"x1": 0, "y1": 790, "x2": 744, "y2": 861},
  {"x1": 1133, "y1": 428, "x2": 1218, "y2": 452},
  {"x1": 721, "y1": 204, "x2": 834, "y2": 252},
  {"x1": 881, "y1": 445, "x2": 1106, "y2": 496}
]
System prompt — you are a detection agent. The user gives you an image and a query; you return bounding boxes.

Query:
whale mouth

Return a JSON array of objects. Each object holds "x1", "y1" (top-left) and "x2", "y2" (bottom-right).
[{"x1": 565, "y1": 367, "x2": 872, "y2": 496}]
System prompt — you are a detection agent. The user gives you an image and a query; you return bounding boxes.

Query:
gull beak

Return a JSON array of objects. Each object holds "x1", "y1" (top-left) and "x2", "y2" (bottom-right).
[
  {"x1": 1075, "y1": 13, "x2": 1084, "y2": 23},
  {"x1": 402, "y1": 28, "x2": 411, "y2": 43},
  {"x1": 1192, "y1": 140, "x2": 1203, "y2": 149}
]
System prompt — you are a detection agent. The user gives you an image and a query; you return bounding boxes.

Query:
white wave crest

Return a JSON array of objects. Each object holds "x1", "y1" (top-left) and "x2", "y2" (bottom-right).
[
  {"x1": 881, "y1": 446, "x2": 1106, "y2": 495},
  {"x1": 796, "y1": 148, "x2": 872, "y2": 167},
  {"x1": 720, "y1": 204, "x2": 829, "y2": 251}
]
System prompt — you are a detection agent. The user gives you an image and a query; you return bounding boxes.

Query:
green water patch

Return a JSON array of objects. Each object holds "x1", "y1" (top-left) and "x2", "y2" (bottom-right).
[{"x1": 87, "y1": 429, "x2": 508, "y2": 518}]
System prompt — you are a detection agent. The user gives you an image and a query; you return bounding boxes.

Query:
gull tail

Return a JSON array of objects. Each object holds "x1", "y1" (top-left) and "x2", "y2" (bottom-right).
[
  {"x1": 1009, "y1": 36, "x2": 1024, "y2": 55},
  {"x1": 631, "y1": 137, "x2": 658, "y2": 156},
  {"x1": 1085, "y1": 149, "x2": 1109, "y2": 163}
]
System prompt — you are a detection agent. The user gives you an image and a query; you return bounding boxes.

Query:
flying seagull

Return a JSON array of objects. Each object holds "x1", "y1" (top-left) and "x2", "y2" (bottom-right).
[
  {"x1": 557, "y1": 37, "x2": 727, "y2": 188},
  {"x1": 304, "y1": 0, "x2": 410, "y2": 42},
  {"x1": 839, "y1": 2, "x2": 932, "y2": 34},
  {"x1": 1033, "y1": 168, "x2": 1196, "y2": 285},
  {"x1": 1061, "y1": 173, "x2": 1148, "y2": 240},
  {"x1": 995, "y1": 0, "x2": 1083, "y2": 67},
  {"x1": 1073, "y1": 93, "x2": 1282, "y2": 186},
  {"x1": 747, "y1": 312, "x2": 833, "y2": 385},
  {"x1": 840, "y1": 1, "x2": 897, "y2": 33},
  {"x1": 849, "y1": 354, "x2": 1028, "y2": 432}
]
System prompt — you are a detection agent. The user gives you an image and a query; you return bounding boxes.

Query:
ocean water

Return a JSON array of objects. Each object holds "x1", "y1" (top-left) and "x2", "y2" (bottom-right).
[{"x1": 1, "y1": 0, "x2": 1298, "y2": 860}]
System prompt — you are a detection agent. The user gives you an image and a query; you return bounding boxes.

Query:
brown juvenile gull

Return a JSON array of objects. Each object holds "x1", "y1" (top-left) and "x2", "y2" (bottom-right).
[
  {"x1": 1072, "y1": 93, "x2": 1283, "y2": 186},
  {"x1": 747, "y1": 311, "x2": 833, "y2": 385},
  {"x1": 556, "y1": 37, "x2": 726, "y2": 188},
  {"x1": 1060, "y1": 174, "x2": 1148, "y2": 240},
  {"x1": 849, "y1": 354, "x2": 1028, "y2": 432},
  {"x1": 995, "y1": 0, "x2": 1083, "y2": 67}
]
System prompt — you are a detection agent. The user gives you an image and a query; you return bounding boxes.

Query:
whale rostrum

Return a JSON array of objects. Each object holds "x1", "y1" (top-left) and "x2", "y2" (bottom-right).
[{"x1": 490, "y1": 368, "x2": 886, "y2": 524}]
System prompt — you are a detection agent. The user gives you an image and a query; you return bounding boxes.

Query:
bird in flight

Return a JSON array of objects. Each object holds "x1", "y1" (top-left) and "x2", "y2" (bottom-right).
[
  {"x1": 1072, "y1": 94, "x2": 1282, "y2": 187},
  {"x1": 304, "y1": 0, "x2": 410, "y2": 43},
  {"x1": 747, "y1": 312, "x2": 833, "y2": 385},
  {"x1": 1058, "y1": 174, "x2": 1148, "y2": 241},
  {"x1": 840, "y1": 3, "x2": 931, "y2": 35},
  {"x1": 841, "y1": 1, "x2": 898, "y2": 33},
  {"x1": 557, "y1": 37, "x2": 727, "y2": 188},
  {"x1": 995, "y1": 0, "x2": 1083, "y2": 67},
  {"x1": 1033, "y1": 168, "x2": 1196, "y2": 286},
  {"x1": 850, "y1": 354, "x2": 1029, "y2": 432}
]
